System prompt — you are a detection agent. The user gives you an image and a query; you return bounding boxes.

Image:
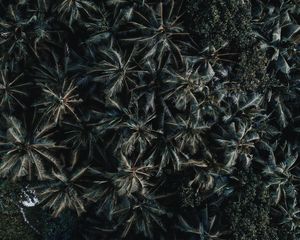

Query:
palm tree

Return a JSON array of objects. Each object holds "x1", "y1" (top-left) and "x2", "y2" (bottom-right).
[
  {"x1": 83, "y1": 168, "x2": 122, "y2": 220},
  {"x1": 276, "y1": 199, "x2": 300, "y2": 233},
  {"x1": 221, "y1": 92, "x2": 264, "y2": 124},
  {"x1": 119, "y1": 103, "x2": 160, "y2": 156},
  {"x1": 33, "y1": 49, "x2": 83, "y2": 124},
  {"x1": 113, "y1": 151, "x2": 155, "y2": 196},
  {"x1": 0, "y1": 65, "x2": 31, "y2": 110},
  {"x1": 35, "y1": 79, "x2": 82, "y2": 124},
  {"x1": 263, "y1": 144, "x2": 300, "y2": 205},
  {"x1": 177, "y1": 207, "x2": 227, "y2": 240},
  {"x1": 88, "y1": 43, "x2": 142, "y2": 97},
  {"x1": 37, "y1": 154, "x2": 89, "y2": 217},
  {"x1": 84, "y1": 3, "x2": 115, "y2": 44},
  {"x1": 121, "y1": 0, "x2": 187, "y2": 67},
  {"x1": 53, "y1": 0, "x2": 98, "y2": 28},
  {"x1": 0, "y1": 116, "x2": 62, "y2": 181},
  {"x1": 162, "y1": 65, "x2": 211, "y2": 111},
  {"x1": 168, "y1": 113, "x2": 211, "y2": 155},
  {"x1": 113, "y1": 196, "x2": 167, "y2": 239},
  {"x1": 0, "y1": 2, "x2": 53, "y2": 60},
  {"x1": 215, "y1": 120, "x2": 260, "y2": 168},
  {"x1": 62, "y1": 118, "x2": 103, "y2": 159},
  {"x1": 0, "y1": 4, "x2": 32, "y2": 60},
  {"x1": 146, "y1": 136, "x2": 188, "y2": 175}
]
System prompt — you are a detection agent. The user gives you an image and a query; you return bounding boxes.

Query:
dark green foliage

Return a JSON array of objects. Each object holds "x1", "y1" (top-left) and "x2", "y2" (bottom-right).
[
  {"x1": 226, "y1": 168, "x2": 299, "y2": 240},
  {"x1": 0, "y1": 0, "x2": 299, "y2": 239},
  {"x1": 0, "y1": 180, "x2": 78, "y2": 240},
  {"x1": 226, "y1": 170, "x2": 280, "y2": 240},
  {"x1": 231, "y1": 44, "x2": 272, "y2": 91},
  {"x1": 185, "y1": 0, "x2": 253, "y2": 48},
  {"x1": 29, "y1": 208, "x2": 78, "y2": 240},
  {"x1": 0, "y1": 180, "x2": 38, "y2": 240}
]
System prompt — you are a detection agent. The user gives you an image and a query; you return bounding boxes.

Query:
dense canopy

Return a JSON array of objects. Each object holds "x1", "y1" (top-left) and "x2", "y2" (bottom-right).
[{"x1": 0, "y1": 0, "x2": 299, "y2": 239}]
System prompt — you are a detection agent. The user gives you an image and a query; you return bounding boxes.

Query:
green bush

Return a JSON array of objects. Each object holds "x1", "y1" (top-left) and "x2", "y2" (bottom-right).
[
  {"x1": 185, "y1": 0, "x2": 253, "y2": 48},
  {"x1": 226, "y1": 170, "x2": 295, "y2": 240},
  {"x1": 0, "y1": 180, "x2": 38, "y2": 240}
]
